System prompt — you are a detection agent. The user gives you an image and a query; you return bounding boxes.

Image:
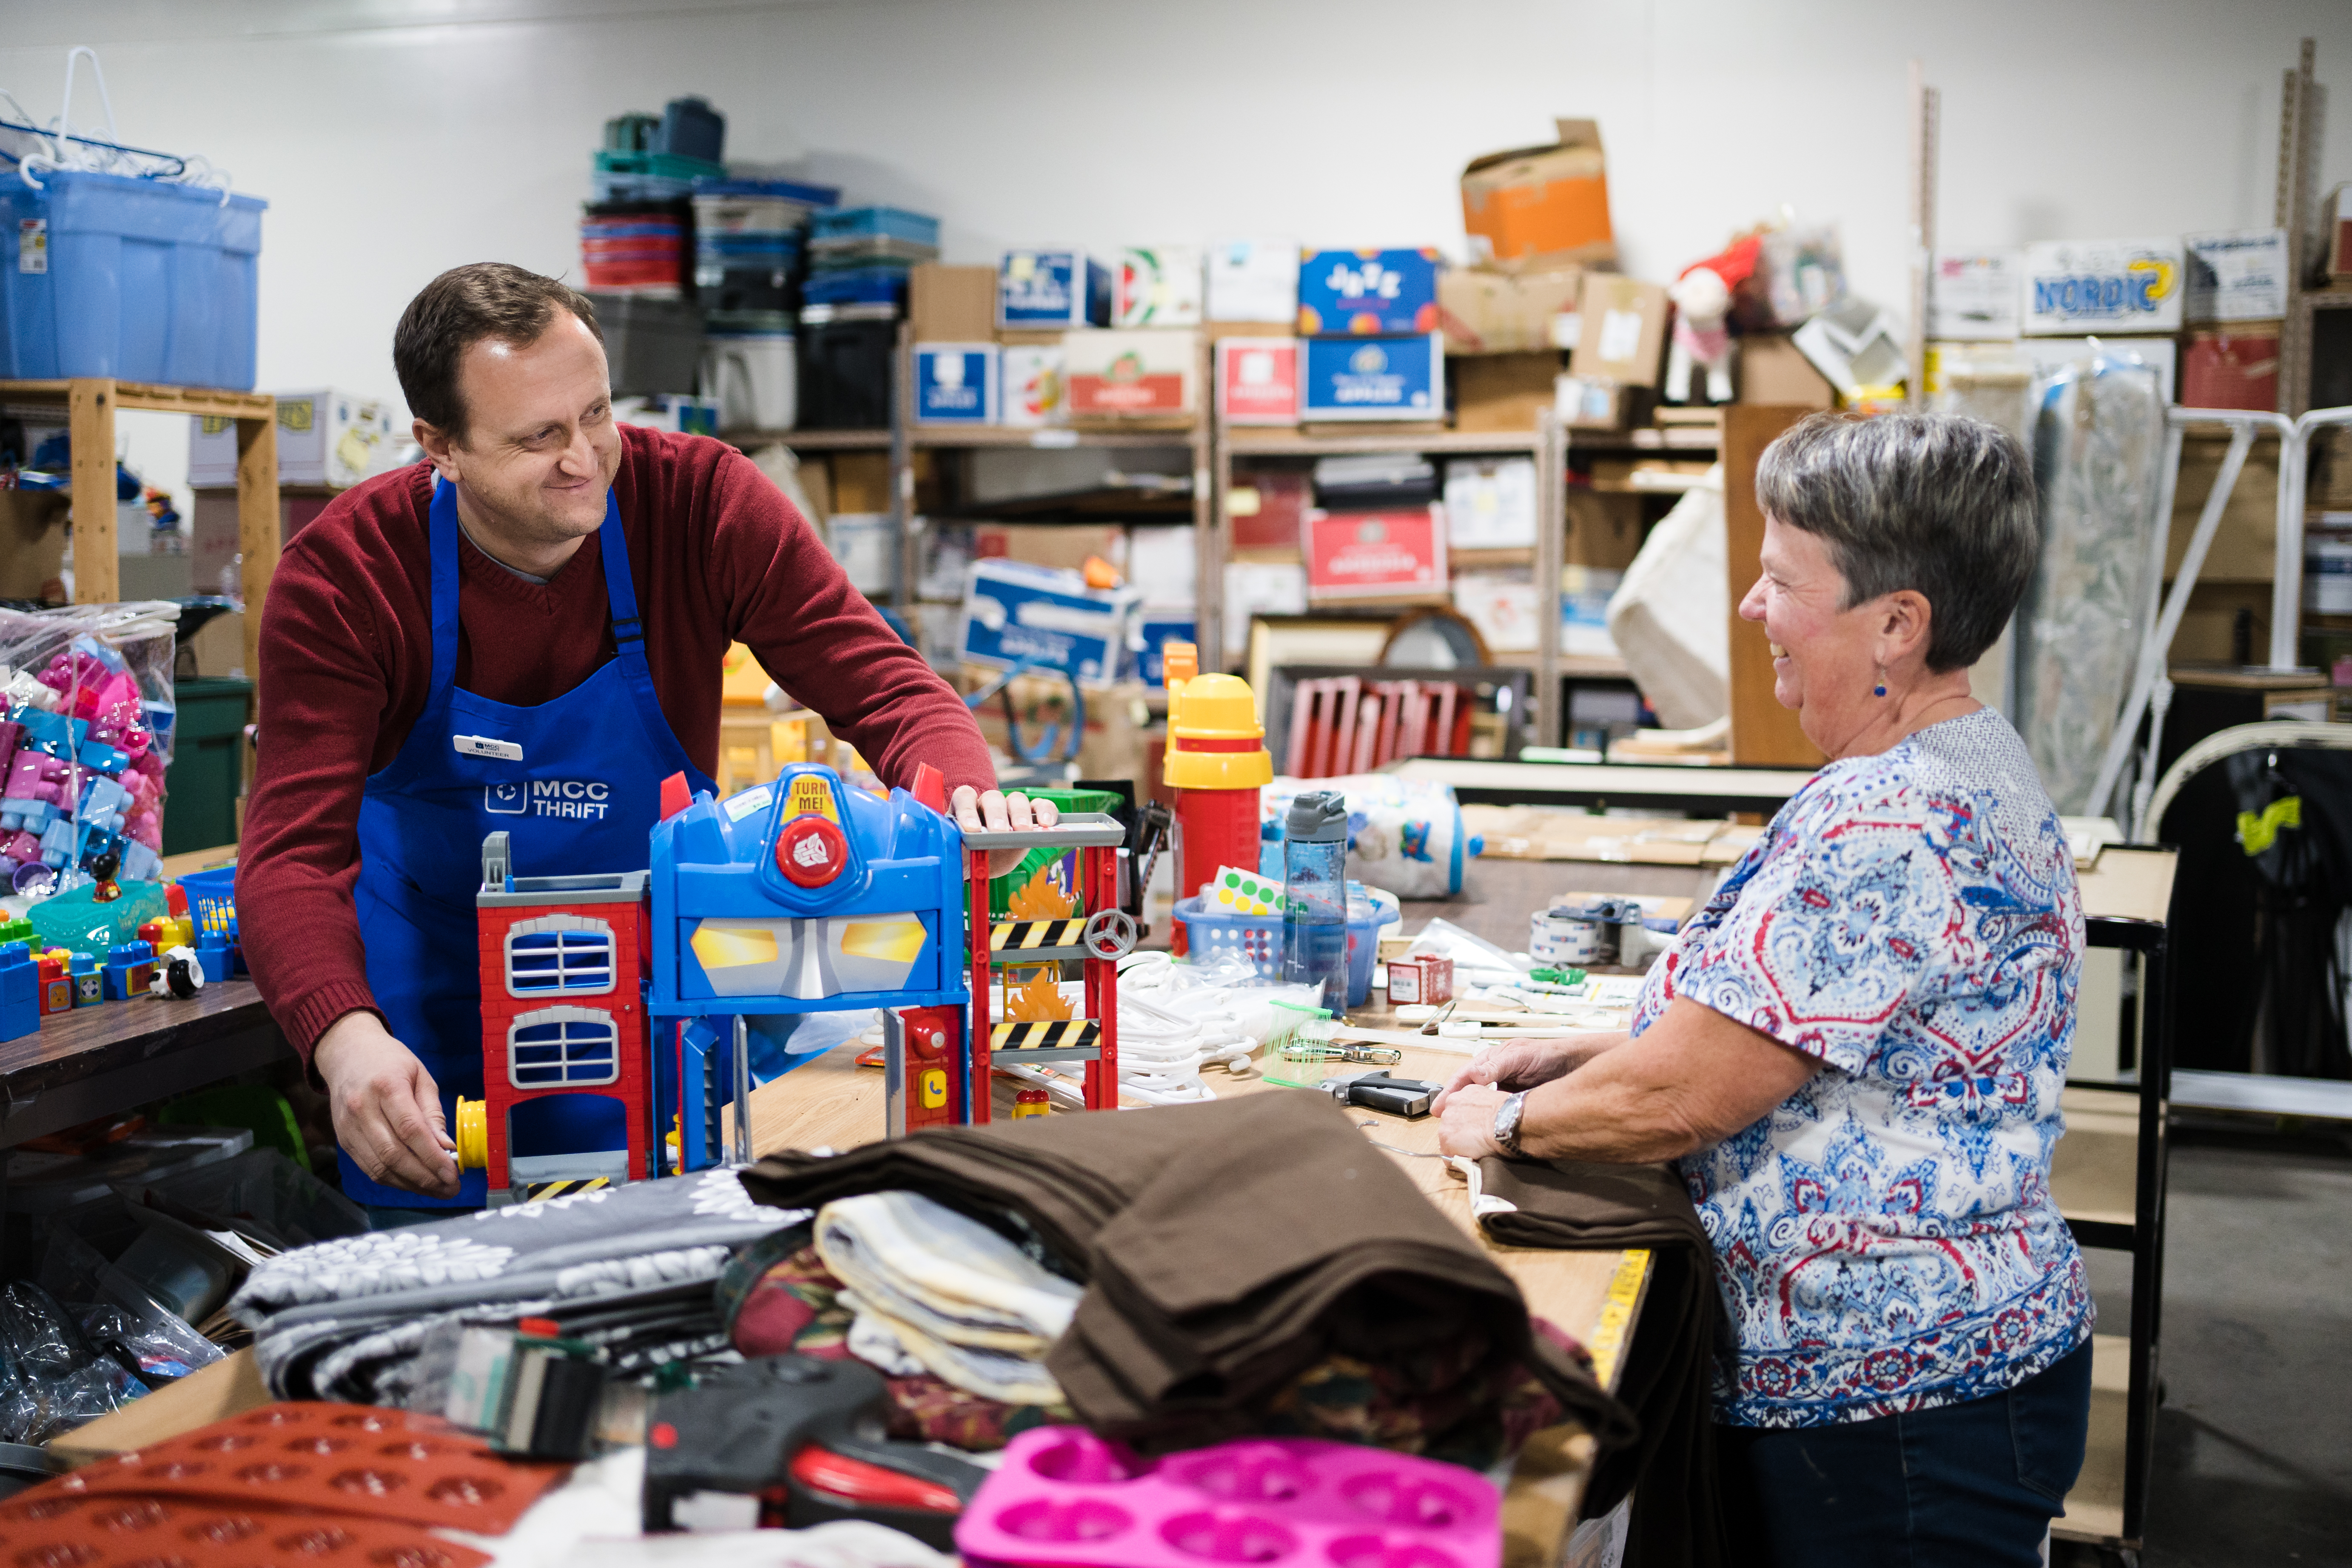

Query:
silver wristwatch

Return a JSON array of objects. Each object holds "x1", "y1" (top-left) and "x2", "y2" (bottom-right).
[{"x1": 1492, "y1": 1091, "x2": 1529, "y2": 1158}]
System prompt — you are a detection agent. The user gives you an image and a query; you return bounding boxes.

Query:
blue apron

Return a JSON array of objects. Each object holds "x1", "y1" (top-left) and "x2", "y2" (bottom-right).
[{"x1": 345, "y1": 477, "x2": 714, "y2": 1208}]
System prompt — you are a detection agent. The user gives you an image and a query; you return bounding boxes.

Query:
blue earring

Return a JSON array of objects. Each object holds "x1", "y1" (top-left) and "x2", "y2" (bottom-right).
[{"x1": 1873, "y1": 666, "x2": 1888, "y2": 698}]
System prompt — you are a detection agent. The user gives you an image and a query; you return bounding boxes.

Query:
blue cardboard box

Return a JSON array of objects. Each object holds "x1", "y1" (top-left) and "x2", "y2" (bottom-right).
[
  {"x1": 1296, "y1": 248, "x2": 1444, "y2": 337},
  {"x1": 999, "y1": 248, "x2": 1113, "y2": 329},
  {"x1": 959, "y1": 560, "x2": 1139, "y2": 692},
  {"x1": 1133, "y1": 613, "x2": 1197, "y2": 687},
  {"x1": 914, "y1": 342, "x2": 1000, "y2": 424},
  {"x1": 1299, "y1": 334, "x2": 1445, "y2": 422}
]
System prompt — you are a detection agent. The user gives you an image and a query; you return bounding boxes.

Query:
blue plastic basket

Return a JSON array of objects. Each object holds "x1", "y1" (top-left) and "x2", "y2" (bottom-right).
[
  {"x1": 1172, "y1": 887, "x2": 1398, "y2": 1007},
  {"x1": 176, "y1": 864, "x2": 236, "y2": 929},
  {"x1": 0, "y1": 168, "x2": 266, "y2": 386},
  {"x1": 809, "y1": 206, "x2": 940, "y2": 248}
]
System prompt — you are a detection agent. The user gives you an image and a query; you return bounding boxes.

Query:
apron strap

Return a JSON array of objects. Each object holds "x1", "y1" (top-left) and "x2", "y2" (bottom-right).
[
  {"x1": 598, "y1": 487, "x2": 648, "y2": 658},
  {"x1": 427, "y1": 476, "x2": 464, "y2": 694}
]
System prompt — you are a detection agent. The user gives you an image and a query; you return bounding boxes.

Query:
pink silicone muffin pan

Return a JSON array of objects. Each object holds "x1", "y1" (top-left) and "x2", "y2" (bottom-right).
[{"x1": 953, "y1": 1426, "x2": 1501, "y2": 1568}]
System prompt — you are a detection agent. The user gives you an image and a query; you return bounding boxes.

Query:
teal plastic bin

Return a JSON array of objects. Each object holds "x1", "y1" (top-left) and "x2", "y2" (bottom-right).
[{"x1": 0, "y1": 169, "x2": 266, "y2": 387}]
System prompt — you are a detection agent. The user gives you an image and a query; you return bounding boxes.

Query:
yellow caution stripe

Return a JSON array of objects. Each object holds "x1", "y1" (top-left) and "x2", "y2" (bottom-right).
[
  {"x1": 990, "y1": 1019, "x2": 1101, "y2": 1051},
  {"x1": 523, "y1": 1177, "x2": 612, "y2": 1201},
  {"x1": 991, "y1": 920, "x2": 1087, "y2": 953}
]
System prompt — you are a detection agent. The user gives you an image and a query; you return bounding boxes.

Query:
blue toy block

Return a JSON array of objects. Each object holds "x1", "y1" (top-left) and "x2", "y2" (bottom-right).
[
  {"x1": 74, "y1": 824, "x2": 122, "y2": 873},
  {"x1": 77, "y1": 740, "x2": 131, "y2": 776},
  {"x1": 0, "y1": 797, "x2": 57, "y2": 836},
  {"x1": 77, "y1": 777, "x2": 131, "y2": 836},
  {"x1": 120, "y1": 841, "x2": 161, "y2": 884},
  {"x1": 194, "y1": 929, "x2": 233, "y2": 985},
  {"x1": 0, "y1": 945, "x2": 36, "y2": 1042},
  {"x1": 69, "y1": 953, "x2": 100, "y2": 1007},
  {"x1": 18, "y1": 710, "x2": 88, "y2": 760},
  {"x1": 101, "y1": 941, "x2": 154, "y2": 1002},
  {"x1": 37, "y1": 818, "x2": 77, "y2": 869}
]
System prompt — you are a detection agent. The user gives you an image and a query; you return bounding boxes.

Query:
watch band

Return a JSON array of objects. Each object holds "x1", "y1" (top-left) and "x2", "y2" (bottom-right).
[{"x1": 1493, "y1": 1090, "x2": 1528, "y2": 1158}]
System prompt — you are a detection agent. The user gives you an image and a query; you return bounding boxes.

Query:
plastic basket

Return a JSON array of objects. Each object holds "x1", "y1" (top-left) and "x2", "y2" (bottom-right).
[
  {"x1": 175, "y1": 863, "x2": 235, "y2": 929},
  {"x1": 809, "y1": 206, "x2": 940, "y2": 248},
  {"x1": 1172, "y1": 887, "x2": 1398, "y2": 1007},
  {"x1": 0, "y1": 168, "x2": 266, "y2": 385}
]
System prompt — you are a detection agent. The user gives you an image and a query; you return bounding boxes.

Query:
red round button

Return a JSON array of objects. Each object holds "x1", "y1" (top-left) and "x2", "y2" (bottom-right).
[{"x1": 775, "y1": 816, "x2": 849, "y2": 887}]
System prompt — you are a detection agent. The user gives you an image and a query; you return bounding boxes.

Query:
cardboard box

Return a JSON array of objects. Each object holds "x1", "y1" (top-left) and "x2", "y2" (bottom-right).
[
  {"x1": 1554, "y1": 373, "x2": 1630, "y2": 430},
  {"x1": 2180, "y1": 327, "x2": 2279, "y2": 413},
  {"x1": 1125, "y1": 525, "x2": 1198, "y2": 602},
  {"x1": 999, "y1": 248, "x2": 1112, "y2": 330},
  {"x1": 972, "y1": 524, "x2": 1125, "y2": 575},
  {"x1": 1452, "y1": 573, "x2": 1539, "y2": 652},
  {"x1": 1227, "y1": 470, "x2": 1310, "y2": 551},
  {"x1": 1221, "y1": 559, "x2": 1309, "y2": 657},
  {"x1": 0, "y1": 490, "x2": 68, "y2": 603},
  {"x1": 2022, "y1": 238, "x2": 2185, "y2": 335},
  {"x1": 1217, "y1": 337, "x2": 1299, "y2": 425},
  {"x1": 1734, "y1": 335, "x2": 1836, "y2": 408},
  {"x1": 1928, "y1": 250, "x2": 2022, "y2": 340},
  {"x1": 913, "y1": 342, "x2": 1000, "y2": 425},
  {"x1": 828, "y1": 512, "x2": 894, "y2": 594},
  {"x1": 909, "y1": 264, "x2": 997, "y2": 341},
  {"x1": 1299, "y1": 334, "x2": 1444, "y2": 422},
  {"x1": 1304, "y1": 506, "x2": 1447, "y2": 600},
  {"x1": 998, "y1": 343, "x2": 1066, "y2": 428},
  {"x1": 1460, "y1": 118, "x2": 1615, "y2": 270},
  {"x1": 1455, "y1": 352, "x2": 1558, "y2": 433},
  {"x1": 1206, "y1": 239, "x2": 1300, "y2": 323},
  {"x1": 2329, "y1": 187, "x2": 2352, "y2": 279},
  {"x1": 1444, "y1": 457, "x2": 1538, "y2": 548},
  {"x1": 1437, "y1": 267, "x2": 1583, "y2": 354},
  {"x1": 1114, "y1": 245, "x2": 1204, "y2": 327},
  {"x1": 831, "y1": 450, "x2": 892, "y2": 512},
  {"x1": 188, "y1": 389, "x2": 401, "y2": 488},
  {"x1": 959, "y1": 558, "x2": 1140, "y2": 691},
  {"x1": 1134, "y1": 611, "x2": 1197, "y2": 687},
  {"x1": 2182, "y1": 229, "x2": 2289, "y2": 323},
  {"x1": 1573, "y1": 275, "x2": 1669, "y2": 388},
  {"x1": 1297, "y1": 248, "x2": 1443, "y2": 338},
  {"x1": 1063, "y1": 328, "x2": 1199, "y2": 417}
]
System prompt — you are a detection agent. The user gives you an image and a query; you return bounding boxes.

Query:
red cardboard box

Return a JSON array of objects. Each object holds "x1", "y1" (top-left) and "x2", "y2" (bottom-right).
[
  {"x1": 1229, "y1": 470, "x2": 1310, "y2": 552},
  {"x1": 1305, "y1": 506, "x2": 1447, "y2": 600},
  {"x1": 1217, "y1": 336, "x2": 1299, "y2": 424},
  {"x1": 2181, "y1": 327, "x2": 2280, "y2": 412},
  {"x1": 1385, "y1": 953, "x2": 1454, "y2": 1006}
]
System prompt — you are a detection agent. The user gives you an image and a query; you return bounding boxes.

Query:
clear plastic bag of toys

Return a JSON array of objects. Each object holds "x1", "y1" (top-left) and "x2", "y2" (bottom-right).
[{"x1": 0, "y1": 600, "x2": 179, "y2": 897}]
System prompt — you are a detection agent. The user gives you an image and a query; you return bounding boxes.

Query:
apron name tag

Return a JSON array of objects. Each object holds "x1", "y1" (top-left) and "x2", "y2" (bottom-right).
[{"x1": 453, "y1": 734, "x2": 525, "y2": 762}]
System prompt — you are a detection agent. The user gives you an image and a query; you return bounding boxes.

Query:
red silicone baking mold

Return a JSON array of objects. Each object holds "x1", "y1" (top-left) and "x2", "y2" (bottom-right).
[
  {"x1": 953, "y1": 1427, "x2": 1502, "y2": 1568},
  {"x1": 26, "y1": 1403, "x2": 569, "y2": 1537},
  {"x1": 0, "y1": 1490, "x2": 492, "y2": 1568}
]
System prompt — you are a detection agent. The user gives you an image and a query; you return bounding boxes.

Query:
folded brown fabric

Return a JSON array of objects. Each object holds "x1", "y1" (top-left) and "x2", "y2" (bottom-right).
[
  {"x1": 1474, "y1": 1158, "x2": 1726, "y2": 1568},
  {"x1": 740, "y1": 1093, "x2": 1636, "y2": 1459}
]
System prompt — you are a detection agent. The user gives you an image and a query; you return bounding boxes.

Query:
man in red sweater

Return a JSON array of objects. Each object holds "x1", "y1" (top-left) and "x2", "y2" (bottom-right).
[{"x1": 240, "y1": 263, "x2": 1045, "y2": 1212}]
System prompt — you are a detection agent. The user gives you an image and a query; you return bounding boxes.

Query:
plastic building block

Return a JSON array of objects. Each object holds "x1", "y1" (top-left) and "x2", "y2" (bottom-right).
[
  {"x1": 17, "y1": 708, "x2": 88, "y2": 760},
  {"x1": 101, "y1": 940, "x2": 154, "y2": 1002},
  {"x1": 2, "y1": 799, "x2": 58, "y2": 839},
  {"x1": 0, "y1": 720, "x2": 20, "y2": 781},
  {"x1": 77, "y1": 738, "x2": 132, "y2": 776},
  {"x1": 35, "y1": 952, "x2": 71, "y2": 1015},
  {"x1": 36, "y1": 817, "x2": 77, "y2": 869},
  {"x1": 0, "y1": 944, "x2": 36, "y2": 1042},
  {"x1": 194, "y1": 929, "x2": 235, "y2": 985},
  {"x1": 70, "y1": 952, "x2": 100, "y2": 1007},
  {"x1": 120, "y1": 840, "x2": 162, "y2": 884},
  {"x1": 0, "y1": 916, "x2": 31, "y2": 946},
  {"x1": 1, "y1": 830, "x2": 40, "y2": 865}
]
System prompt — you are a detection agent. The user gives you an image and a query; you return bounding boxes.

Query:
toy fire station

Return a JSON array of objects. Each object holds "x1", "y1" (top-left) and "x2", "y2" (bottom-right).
[{"x1": 455, "y1": 762, "x2": 1132, "y2": 1205}]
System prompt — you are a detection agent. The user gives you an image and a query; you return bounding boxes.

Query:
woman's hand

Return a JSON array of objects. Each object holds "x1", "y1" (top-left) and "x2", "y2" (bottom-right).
[
  {"x1": 951, "y1": 785, "x2": 1063, "y2": 879},
  {"x1": 1435, "y1": 1081, "x2": 1507, "y2": 1160},
  {"x1": 1432, "y1": 1033, "x2": 1623, "y2": 1114}
]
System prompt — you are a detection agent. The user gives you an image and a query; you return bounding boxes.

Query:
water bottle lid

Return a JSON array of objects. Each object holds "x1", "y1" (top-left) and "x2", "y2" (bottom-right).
[{"x1": 1285, "y1": 790, "x2": 1348, "y2": 842}]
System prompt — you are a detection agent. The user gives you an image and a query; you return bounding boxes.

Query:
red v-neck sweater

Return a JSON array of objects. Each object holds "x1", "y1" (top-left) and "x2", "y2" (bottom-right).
[{"x1": 237, "y1": 424, "x2": 994, "y2": 1060}]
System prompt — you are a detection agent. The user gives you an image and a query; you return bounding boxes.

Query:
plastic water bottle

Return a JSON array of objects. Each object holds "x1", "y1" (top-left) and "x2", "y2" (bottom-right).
[{"x1": 1282, "y1": 791, "x2": 1350, "y2": 1013}]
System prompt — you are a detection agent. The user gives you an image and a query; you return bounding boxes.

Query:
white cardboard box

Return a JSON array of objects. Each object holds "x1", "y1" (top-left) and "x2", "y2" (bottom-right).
[
  {"x1": 999, "y1": 344, "x2": 1066, "y2": 428},
  {"x1": 188, "y1": 389, "x2": 403, "y2": 488},
  {"x1": 1928, "y1": 250, "x2": 2022, "y2": 340},
  {"x1": 1114, "y1": 245, "x2": 1204, "y2": 327},
  {"x1": 2183, "y1": 228, "x2": 2289, "y2": 324},
  {"x1": 1442, "y1": 457, "x2": 1538, "y2": 548},
  {"x1": 1206, "y1": 239, "x2": 1300, "y2": 323},
  {"x1": 2022, "y1": 238, "x2": 2185, "y2": 336}
]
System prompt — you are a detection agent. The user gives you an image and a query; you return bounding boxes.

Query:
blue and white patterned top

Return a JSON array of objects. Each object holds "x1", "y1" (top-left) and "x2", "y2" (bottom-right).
[{"x1": 1631, "y1": 706, "x2": 2092, "y2": 1429}]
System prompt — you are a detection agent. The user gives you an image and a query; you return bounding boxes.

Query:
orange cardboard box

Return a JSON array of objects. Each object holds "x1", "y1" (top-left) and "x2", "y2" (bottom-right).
[{"x1": 1461, "y1": 119, "x2": 1616, "y2": 271}]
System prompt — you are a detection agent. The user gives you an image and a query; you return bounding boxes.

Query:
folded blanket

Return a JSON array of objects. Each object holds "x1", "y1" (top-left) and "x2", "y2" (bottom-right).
[
  {"x1": 741, "y1": 1091, "x2": 1635, "y2": 1459},
  {"x1": 229, "y1": 1168, "x2": 800, "y2": 1403},
  {"x1": 1472, "y1": 1157, "x2": 1726, "y2": 1568},
  {"x1": 815, "y1": 1190, "x2": 1079, "y2": 1352}
]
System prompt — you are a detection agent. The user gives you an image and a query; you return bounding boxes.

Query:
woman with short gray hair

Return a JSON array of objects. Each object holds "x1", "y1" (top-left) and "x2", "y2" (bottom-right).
[{"x1": 1437, "y1": 412, "x2": 2090, "y2": 1563}]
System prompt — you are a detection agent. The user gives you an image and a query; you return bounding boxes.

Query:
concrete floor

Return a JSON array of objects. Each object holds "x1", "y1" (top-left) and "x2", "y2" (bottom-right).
[{"x1": 2058, "y1": 1129, "x2": 2352, "y2": 1566}]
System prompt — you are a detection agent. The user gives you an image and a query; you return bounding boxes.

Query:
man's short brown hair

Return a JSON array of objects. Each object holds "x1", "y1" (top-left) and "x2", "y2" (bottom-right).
[{"x1": 393, "y1": 263, "x2": 604, "y2": 441}]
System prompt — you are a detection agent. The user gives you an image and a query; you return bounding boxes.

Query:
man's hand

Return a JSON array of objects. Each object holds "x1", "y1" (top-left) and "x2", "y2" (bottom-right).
[
  {"x1": 951, "y1": 785, "x2": 1062, "y2": 879},
  {"x1": 1435, "y1": 1081, "x2": 1507, "y2": 1160},
  {"x1": 1432, "y1": 1036, "x2": 1588, "y2": 1114},
  {"x1": 314, "y1": 1012, "x2": 460, "y2": 1198}
]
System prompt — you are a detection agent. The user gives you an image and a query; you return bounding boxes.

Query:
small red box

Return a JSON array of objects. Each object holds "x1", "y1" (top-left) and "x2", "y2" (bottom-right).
[
  {"x1": 1218, "y1": 337, "x2": 1299, "y2": 425},
  {"x1": 1306, "y1": 506, "x2": 1447, "y2": 600},
  {"x1": 2181, "y1": 328, "x2": 2279, "y2": 412},
  {"x1": 1230, "y1": 470, "x2": 1310, "y2": 552},
  {"x1": 1386, "y1": 953, "x2": 1454, "y2": 1006}
]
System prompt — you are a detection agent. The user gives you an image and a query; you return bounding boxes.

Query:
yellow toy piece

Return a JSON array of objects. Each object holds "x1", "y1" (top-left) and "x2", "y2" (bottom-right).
[{"x1": 453, "y1": 1097, "x2": 488, "y2": 1171}]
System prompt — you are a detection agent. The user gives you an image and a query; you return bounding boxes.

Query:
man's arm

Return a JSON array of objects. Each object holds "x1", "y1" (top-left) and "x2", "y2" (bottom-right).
[{"x1": 239, "y1": 542, "x2": 456, "y2": 1195}]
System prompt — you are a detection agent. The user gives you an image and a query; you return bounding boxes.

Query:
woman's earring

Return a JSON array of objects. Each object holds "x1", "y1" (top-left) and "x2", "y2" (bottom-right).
[{"x1": 1873, "y1": 664, "x2": 1888, "y2": 699}]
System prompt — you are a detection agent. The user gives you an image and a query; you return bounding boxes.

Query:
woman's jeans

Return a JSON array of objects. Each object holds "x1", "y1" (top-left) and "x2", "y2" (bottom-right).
[{"x1": 1716, "y1": 1338, "x2": 2094, "y2": 1566}]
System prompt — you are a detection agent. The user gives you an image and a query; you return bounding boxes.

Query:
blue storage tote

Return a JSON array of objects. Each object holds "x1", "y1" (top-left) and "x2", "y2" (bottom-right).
[
  {"x1": 1171, "y1": 885, "x2": 1398, "y2": 1007},
  {"x1": 809, "y1": 206, "x2": 940, "y2": 248},
  {"x1": 0, "y1": 169, "x2": 266, "y2": 387}
]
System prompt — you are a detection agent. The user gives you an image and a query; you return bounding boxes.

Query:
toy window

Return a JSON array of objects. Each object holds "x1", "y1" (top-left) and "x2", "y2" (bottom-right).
[
  {"x1": 505, "y1": 913, "x2": 615, "y2": 996},
  {"x1": 507, "y1": 1006, "x2": 619, "y2": 1088}
]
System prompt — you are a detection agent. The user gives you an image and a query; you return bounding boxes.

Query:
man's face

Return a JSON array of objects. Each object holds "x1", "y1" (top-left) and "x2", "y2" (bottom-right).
[{"x1": 423, "y1": 312, "x2": 621, "y2": 546}]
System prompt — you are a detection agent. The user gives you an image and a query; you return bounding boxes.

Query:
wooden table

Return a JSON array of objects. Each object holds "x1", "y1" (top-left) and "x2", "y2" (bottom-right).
[{"x1": 0, "y1": 978, "x2": 288, "y2": 1144}]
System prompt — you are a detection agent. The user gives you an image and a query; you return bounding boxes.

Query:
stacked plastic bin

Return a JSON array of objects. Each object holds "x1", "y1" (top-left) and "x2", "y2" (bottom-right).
[
  {"x1": 798, "y1": 207, "x2": 938, "y2": 431},
  {"x1": 693, "y1": 178, "x2": 838, "y2": 432},
  {"x1": 805, "y1": 207, "x2": 940, "y2": 313},
  {"x1": 579, "y1": 97, "x2": 730, "y2": 301}
]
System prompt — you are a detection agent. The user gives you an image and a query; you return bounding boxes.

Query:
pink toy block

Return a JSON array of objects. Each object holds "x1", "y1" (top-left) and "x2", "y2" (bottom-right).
[{"x1": 2, "y1": 832, "x2": 39, "y2": 865}]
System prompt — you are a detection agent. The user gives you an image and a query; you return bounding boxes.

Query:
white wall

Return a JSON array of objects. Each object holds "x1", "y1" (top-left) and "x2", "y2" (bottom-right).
[{"x1": 3, "y1": 0, "x2": 2348, "y2": 508}]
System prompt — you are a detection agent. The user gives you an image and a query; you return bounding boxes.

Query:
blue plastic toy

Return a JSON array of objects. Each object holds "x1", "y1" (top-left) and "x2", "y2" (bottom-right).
[
  {"x1": 0, "y1": 943, "x2": 37, "y2": 1042},
  {"x1": 78, "y1": 777, "x2": 131, "y2": 835},
  {"x1": 17, "y1": 710, "x2": 88, "y2": 760},
  {"x1": 101, "y1": 940, "x2": 154, "y2": 1002}
]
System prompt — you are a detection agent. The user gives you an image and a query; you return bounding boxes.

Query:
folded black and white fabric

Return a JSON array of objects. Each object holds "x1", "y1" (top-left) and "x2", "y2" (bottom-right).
[{"x1": 228, "y1": 1168, "x2": 800, "y2": 1403}]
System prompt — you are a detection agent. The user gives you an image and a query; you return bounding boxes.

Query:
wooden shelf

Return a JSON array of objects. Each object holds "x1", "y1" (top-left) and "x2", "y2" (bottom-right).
[
  {"x1": 721, "y1": 427, "x2": 891, "y2": 450},
  {"x1": 1451, "y1": 546, "x2": 1535, "y2": 569},
  {"x1": 1224, "y1": 428, "x2": 1540, "y2": 456},
  {"x1": 1572, "y1": 426, "x2": 1722, "y2": 452},
  {"x1": 913, "y1": 424, "x2": 1198, "y2": 450}
]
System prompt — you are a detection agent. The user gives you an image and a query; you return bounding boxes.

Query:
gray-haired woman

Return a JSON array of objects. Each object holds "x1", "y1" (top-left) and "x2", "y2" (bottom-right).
[{"x1": 1438, "y1": 413, "x2": 2091, "y2": 1564}]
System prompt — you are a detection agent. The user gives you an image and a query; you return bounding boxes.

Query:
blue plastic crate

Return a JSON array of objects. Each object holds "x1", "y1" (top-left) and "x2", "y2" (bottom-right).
[
  {"x1": 691, "y1": 176, "x2": 841, "y2": 208},
  {"x1": 0, "y1": 169, "x2": 266, "y2": 387},
  {"x1": 1170, "y1": 887, "x2": 1398, "y2": 1007},
  {"x1": 803, "y1": 267, "x2": 910, "y2": 307},
  {"x1": 809, "y1": 206, "x2": 940, "y2": 248},
  {"x1": 176, "y1": 864, "x2": 236, "y2": 928}
]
